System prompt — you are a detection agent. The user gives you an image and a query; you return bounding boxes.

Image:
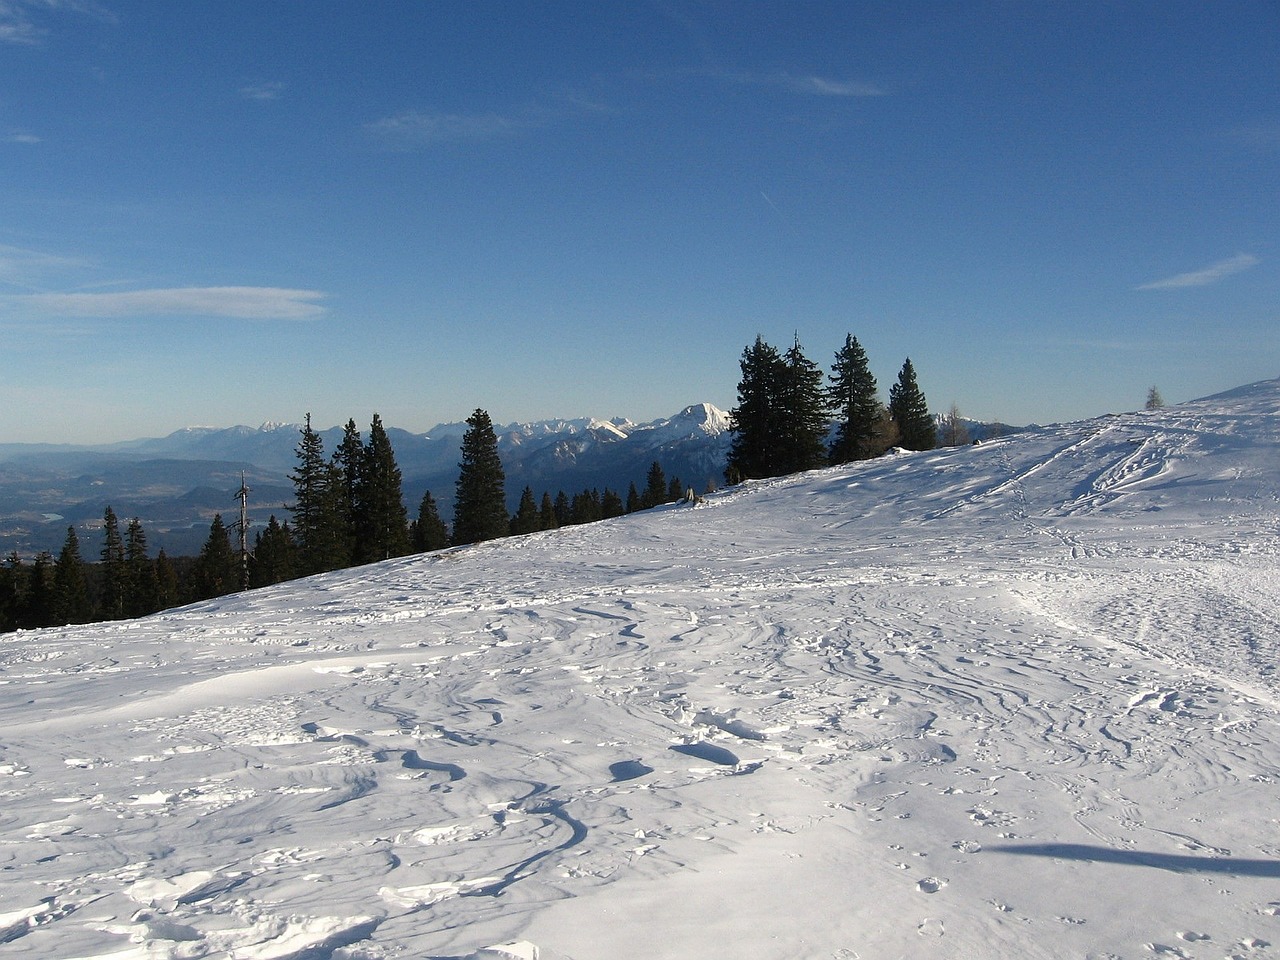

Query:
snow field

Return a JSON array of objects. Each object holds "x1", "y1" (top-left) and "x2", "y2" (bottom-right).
[{"x1": 1, "y1": 379, "x2": 1279, "y2": 958}]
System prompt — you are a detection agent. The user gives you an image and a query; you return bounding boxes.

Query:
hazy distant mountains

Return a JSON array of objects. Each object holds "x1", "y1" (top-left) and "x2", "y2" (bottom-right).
[{"x1": 0, "y1": 404, "x2": 734, "y2": 558}]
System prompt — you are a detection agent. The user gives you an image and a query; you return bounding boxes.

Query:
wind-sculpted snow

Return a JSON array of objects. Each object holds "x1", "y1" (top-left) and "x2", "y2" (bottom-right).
[{"x1": 1, "y1": 381, "x2": 1279, "y2": 958}]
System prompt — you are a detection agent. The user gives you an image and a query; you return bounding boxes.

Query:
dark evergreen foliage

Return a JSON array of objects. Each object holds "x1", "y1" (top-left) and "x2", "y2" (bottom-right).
[
  {"x1": 331, "y1": 418, "x2": 363, "y2": 563},
  {"x1": 251, "y1": 515, "x2": 297, "y2": 587},
  {"x1": 410, "y1": 491, "x2": 450, "y2": 551},
  {"x1": 726, "y1": 335, "x2": 786, "y2": 481},
  {"x1": 98, "y1": 506, "x2": 127, "y2": 620},
  {"x1": 889, "y1": 358, "x2": 935, "y2": 451},
  {"x1": 510, "y1": 486, "x2": 541, "y2": 536},
  {"x1": 192, "y1": 514, "x2": 238, "y2": 600},
  {"x1": 124, "y1": 517, "x2": 157, "y2": 618},
  {"x1": 53, "y1": 527, "x2": 92, "y2": 625},
  {"x1": 538, "y1": 492, "x2": 557, "y2": 530},
  {"x1": 775, "y1": 337, "x2": 829, "y2": 474},
  {"x1": 828, "y1": 333, "x2": 882, "y2": 463},
  {"x1": 290, "y1": 414, "x2": 348, "y2": 575},
  {"x1": 452, "y1": 409, "x2": 509, "y2": 545},
  {"x1": 601, "y1": 488, "x2": 625, "y2": 518},
  {"x1": 355, "y1": 414, "x2": 411, "y2": 562},
  {"x1": 642, "y1": 461, "x2": 667, "y2": 508},
  {"x1": 625, "y1": 482, "x2": 641, "y2": 514}
]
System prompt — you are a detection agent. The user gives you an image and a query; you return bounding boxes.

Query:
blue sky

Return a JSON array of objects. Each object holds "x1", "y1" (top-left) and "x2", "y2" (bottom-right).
[{"x1": 1, "y1": 1, "x2": 1276, "y2": 443}]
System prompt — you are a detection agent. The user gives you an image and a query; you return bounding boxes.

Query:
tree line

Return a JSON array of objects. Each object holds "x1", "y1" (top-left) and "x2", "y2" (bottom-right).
[
  {"x1": 0, "y1": 410, "x2": 690, "y2": 632},
  {"x1": 725, "y1": 333, "x2": 939, "y2": 482}
]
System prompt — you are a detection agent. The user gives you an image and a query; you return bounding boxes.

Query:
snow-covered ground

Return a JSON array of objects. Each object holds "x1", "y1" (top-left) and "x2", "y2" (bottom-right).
[{"x1": 3, "y1": 380, "x2": 1279, "y2": 960}]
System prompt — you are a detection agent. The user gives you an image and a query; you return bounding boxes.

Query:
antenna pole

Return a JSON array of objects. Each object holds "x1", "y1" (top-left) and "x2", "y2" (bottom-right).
[{"x1": 236, "y1": 472, "x2": 251, "y2": 591}]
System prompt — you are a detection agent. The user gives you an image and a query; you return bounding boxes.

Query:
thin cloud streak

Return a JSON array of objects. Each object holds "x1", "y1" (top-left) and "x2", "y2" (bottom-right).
[
  {"x1": 1137, "y1": 254, "x2": 1260, "y2": 290},
  {"x1": 782, "y1": 74, "x2": 885, "y2": 97},
  {"x1": 239, "y1": 81, "x2": 284, "y2": 101},
  {"x1": 5, "y1": 286, "x2": 328, "y2": 320},
  {"x1": 366, "y1": 109, "x2": 526, "y2": 148}
]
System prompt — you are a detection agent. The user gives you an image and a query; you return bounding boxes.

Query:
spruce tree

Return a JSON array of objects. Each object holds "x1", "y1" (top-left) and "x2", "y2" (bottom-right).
[
  {"x1": 601, "y1": 488, "x2": 625, "y2": 519},
  {"x1": 124, "y1": 517, "x2": 157, "y2": 618},
  {"x1": 193, "y1": 514, "x2": 238, "y2": 600},
  {"x1": 154, "y1": 550, "x2": 179, "y2": 611},
  {"x1": 538, "y1": 492, "x2": 557, "y2": 530},
  {"x1": 775, "y1": 336, "x2": 829, "y2": 474},
  {"x1": 331, "y1": 418, "x2": 364, "y2": 564},
  {"x1": 452, "y1": 409, "x2": 509, "y2": 545},
  {"x1": 510, "y1": 486, "x2": 541, "y2": 536},
  {"x1": 625, "y1": 482, "x2": 641, "y2": 514},
  {"x1": 726, "y1": 336, "x2": 786, "y2": 481},
  {"x1": 99, "y1": 506, "x2": 127, "y2": 620},
  {"x1": 355, "y1": 414, "x2": 410, "y2": 562},
  {"x1": 53, "y1": 527, "x2": 92, "y2": 625},
  {"x1": 553, "y1": 490, "x2": 571, "y2": 527},
  {"x1": 410, "y1": 491, "x2": 450, "y2": 551},
  {"x1": 251, "y1": 515, "x2": 297, "y2": 587},
  {"x1": 828, "y1": 333, "x2": 882, "y2": 463},
  {"x1": 26, "y1": 552, "x2": 55, "y2": 629},
  {"x1": 642, "y1": 461, "x2": 667, "y2": 509},
  {"x1": 667, "y1": 476, "x2": 684, "y2": 503},
  {"x1": 290, "y1": 414, "x2": 347, "y2": 574},
  {"x1": 0, "y1": 553, "x2": 22, "y2": 633},
  {"x1": 889, "y1": 358, "x2": 935, "y2": 451}
]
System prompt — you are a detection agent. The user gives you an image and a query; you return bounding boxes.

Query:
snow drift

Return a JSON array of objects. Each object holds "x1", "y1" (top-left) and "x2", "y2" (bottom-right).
[{"x1": 2, "y1": 380, "x2": 1279, "y2": 959}]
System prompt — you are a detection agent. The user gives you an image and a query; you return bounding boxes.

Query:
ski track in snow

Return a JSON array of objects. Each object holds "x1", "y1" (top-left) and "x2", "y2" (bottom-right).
[{"x1": 1, "y1": 381, "x2": 1280, "y2": 958}]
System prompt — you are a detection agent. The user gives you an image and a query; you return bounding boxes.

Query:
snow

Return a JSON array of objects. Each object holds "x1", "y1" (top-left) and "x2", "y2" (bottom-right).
[{"x1": 2, "y1": 380, "x2": 1279, "y2": 959}]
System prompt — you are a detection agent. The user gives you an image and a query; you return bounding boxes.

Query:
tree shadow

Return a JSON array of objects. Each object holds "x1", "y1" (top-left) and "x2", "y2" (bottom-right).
[{"x1": 988, "y1": 842, "x2": 1280, "y2": 877}]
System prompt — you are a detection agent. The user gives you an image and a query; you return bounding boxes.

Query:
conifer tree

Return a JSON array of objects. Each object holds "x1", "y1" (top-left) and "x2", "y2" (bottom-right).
[
  {"x1": 53, "y1": 527, "x2": 92, "y2": 625},
  {"x1": 290, "y1": 414, "x2": 347, "y2": 575},
  {"x1": 626, "y1": 482, "x2": 641, "y2": 514},
  {"x1": 193, "y1": 514, "x2": 238, "y2": 600},
  {"x1": 0, "y1": 552, "x2": 22, "y2": 633},
  {"x1": 124, "y1": 517, "x2": 157, "y2": 618},
  {"x1": 889, "y1": 358, "x2": 935, "y2": 451},
  {"x1": 538, "y1": 492, "x2": 557, "y2": 530},
  {"x1": 355, "y1": 414, "x2": 410, "y2": 562},
  {"x1": 99, "y1": 506, "x2": 127, "y2": 620},
  {"x1": 726, "y1": 336, "x2": 786, "y2": 481},
  {"x1": 601, "y1": 488, "x2": 625, "y2": 519},
  {"x1": 410, "y1": 491, "x2": 450, "y2": 551},
  {"x1": 571, "y1": 489, "x2": 603, "y2": 524},
  {"x1": 452, "y1": 409, "x2": 509, "y2": 545},
  {"x1": 25, "y1": 552, "x2": 55, "y2": 629},
  {"x1": 331, "y1": 418, "x2": 364, "y2": 564},
  {"x1": 154, "y1": 550, "x2": 179, "y2": 611},
  {"x1": 510, "y1": 486, "x2": 541, "y2": 536},
  {"x1": 251, "y1": 515, "x2": 297, "y2": 587},
  {"x1": 667, "y1": 476, "x2": 684, "y2": 503},
  {"x1": 828, "y1": 333, "x2": 882, "y2": 463},
  {"x1": 642, "y1": 461, "x2": 667, "y2": 509},
  {"x1": 553, "y1": 490, "x2": 571, "y2": 527},
  {"x1": 775, "y1": 336, "x2": 829, "y2": 474}
]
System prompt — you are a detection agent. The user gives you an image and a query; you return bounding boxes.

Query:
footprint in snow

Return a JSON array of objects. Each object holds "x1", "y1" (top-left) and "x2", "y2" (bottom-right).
[{"x1": 916, "y1": 877, "x2": 947, "y2": 894}]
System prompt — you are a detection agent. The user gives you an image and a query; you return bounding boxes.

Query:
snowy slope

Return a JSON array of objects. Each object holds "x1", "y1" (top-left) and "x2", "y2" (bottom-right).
[{"x1": 1, "y1": 381, "x2": 1278, "y2": 960}]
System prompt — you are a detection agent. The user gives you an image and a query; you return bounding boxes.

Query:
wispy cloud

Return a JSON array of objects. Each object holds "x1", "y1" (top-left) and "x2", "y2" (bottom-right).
[
  {"x1": 1136, "y1": 254, "x2": 1260, "y2": 291},
  {"x1": 240, "y1": 81, "x2": 284, "y2": 102},
  {"x1": 5, "y1": 286, "x2": 328, "y2": 320},
  {"x1": 366, "y1": 109, "x2": 527, "y2": 148},
  {"x1": 780, "y1": 74, "x2": 885, "y2": 98},
  {"x1": 0, "y1": 0, "x2": 112, "y2": 45},
  {"x1": 0, "y1": 244, "x2": 88, "y2": 289},
  {"x1": 4, "y1": 131, "x2": 41, "y2": 144}
]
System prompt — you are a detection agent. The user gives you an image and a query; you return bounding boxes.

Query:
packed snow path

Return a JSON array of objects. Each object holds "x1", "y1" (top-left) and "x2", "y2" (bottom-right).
[{"x1": 2, "y1": 380, "x2": 1278, "y2": 959}]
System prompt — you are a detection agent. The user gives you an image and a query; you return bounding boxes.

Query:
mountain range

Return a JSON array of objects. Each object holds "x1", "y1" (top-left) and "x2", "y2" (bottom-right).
[{"x1": 0, "y1": 404, "x2": 735, "y2": 558}]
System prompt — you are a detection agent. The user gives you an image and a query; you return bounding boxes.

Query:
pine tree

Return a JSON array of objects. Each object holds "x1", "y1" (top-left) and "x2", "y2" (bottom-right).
[
  {"x1": 889, "y1": 357, "x2": 935, "y2": 451},
  {"x1": 625, "y1": 482, "x2": 641, "y2": 514},
  {"x1": 193, "y1": 514, "x2": 238, "y2": 600},
  {"x1": 290, "y1": 414, "x2": 348, "y2": 575},
  {"x1": 124, "y1": 517, "x2": 158, "y2": 618},
  {"x1": 99, "y1": 506, "x2": 127, "y2": 620},
  {"x1": 53, "y1": 527, "x2": 92, "y2": 625},
  {"x1": 410, "y1": 491, "x2": 450, "y2": 551},
  {"x1": 571, "y1": 489, "x2": 603, "y2": 524},
  {"x1": 1146, "y1": 386, "x2": 1164, "y2": 410},
  {"x1": 510, "y1": 486, "x2": 541, "y2": 536},
  {"x1": 452, "y1": 409, "x2": 509, "y2": 545},
  {"x1": 553, "y1": 490, "x2": 571, "y2": 527},
  {"x1": 828, "y1": 333, "x2": 881, "y2": 463},
  {"x1": 355, "y1": 414, "x2": 410, "y2": 562},
  {"x1": 726, "y1": 336, "x2": 786, "y2": 481},
  {"x1": 775, "y1": 336, "x2": 829, "y2": 474}
]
